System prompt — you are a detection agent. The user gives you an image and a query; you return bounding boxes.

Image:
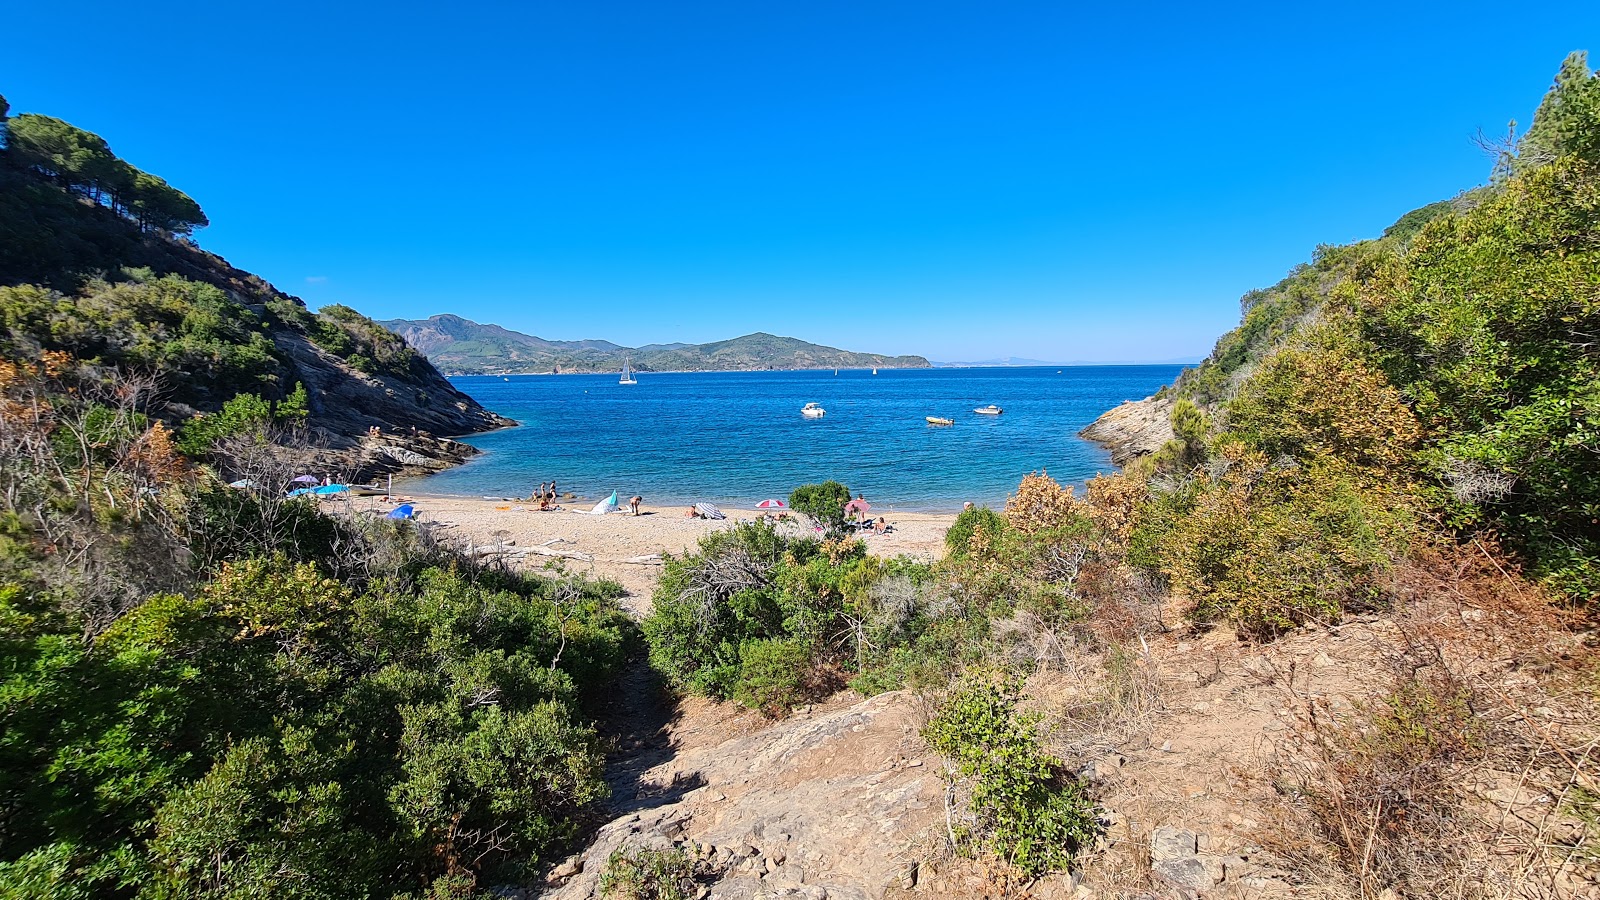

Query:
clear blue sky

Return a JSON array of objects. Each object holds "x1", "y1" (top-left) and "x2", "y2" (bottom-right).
[{"x1": 5, "y1": 3, "x2": 1596, "y2": 361}]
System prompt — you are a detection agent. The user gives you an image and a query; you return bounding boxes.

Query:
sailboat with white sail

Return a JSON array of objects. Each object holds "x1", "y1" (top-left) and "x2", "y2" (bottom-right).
[{"x1": 619, "y1": 358, "x2": 638, "y2": 385}]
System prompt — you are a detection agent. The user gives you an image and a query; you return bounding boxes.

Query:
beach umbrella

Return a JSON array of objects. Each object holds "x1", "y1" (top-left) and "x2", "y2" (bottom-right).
[
  {"x1": 694, "y1": 502, "x2": 726, "y2": 520},
  {"x1": 386, "y1": 504, "x2": 415, "y2": 520},
  {"x1": 227, "y1": 479, "x2": 257, "y2": 489},
  {"x1": 590, "y1": 491, "x2": 619, "y2": 515},
  {"x1": 313, "y1": 484, "x2": 350, "y2": 495},
  {"x1": 844, "y1": 498, "x2": 871, "y2": 515},
  {"x1": 285, "y1": 487, "x2": 314, "y2": 498},
  {"x1": 755, "y1": 499, "x2": 787, "y2": 509},
  {"x1": 291, "y1": 475, "x2": 320, "y2": 484}
]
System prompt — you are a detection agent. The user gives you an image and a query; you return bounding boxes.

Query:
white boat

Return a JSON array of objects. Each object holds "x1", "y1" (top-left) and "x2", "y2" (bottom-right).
[
  {"x1": 926, "y1": 416, "x2": 954, "y2": 426},
  {"x1": 974, "y1": 405, "x2": 1003, "y2": 415},
  {"x1": 872, "y1": 367, "x2": 878, "y2": 375},
  {"x1": 619, "y1": 358, "x2": 638, "y2": 385},
  {"x1": 801, "y1": 402, "x2": 826, "y2": 418}
]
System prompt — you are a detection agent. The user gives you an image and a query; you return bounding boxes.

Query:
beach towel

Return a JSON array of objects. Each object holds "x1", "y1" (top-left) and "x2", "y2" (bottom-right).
[
  {"x1": 694, "y1": 502, "x2": 725, "y2": 520},
  {"x1": 590, "y1": 491, "x2": 619, "y2": 515}
]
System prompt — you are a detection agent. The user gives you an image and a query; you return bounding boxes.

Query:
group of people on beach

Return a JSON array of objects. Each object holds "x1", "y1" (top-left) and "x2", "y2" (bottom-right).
[{"x1": 532, "y1": 481, "x2": 559, "y2": 511}]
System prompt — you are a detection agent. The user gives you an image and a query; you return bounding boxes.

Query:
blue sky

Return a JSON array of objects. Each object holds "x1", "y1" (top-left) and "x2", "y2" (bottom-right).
[{"x1": 5, "y1": 3, "x2": 1596, "y2": 361}]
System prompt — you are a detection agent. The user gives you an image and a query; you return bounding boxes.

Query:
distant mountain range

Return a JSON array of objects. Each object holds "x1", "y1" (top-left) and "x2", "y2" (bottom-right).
[
  {"x1": 378, "y1": 315, "x2": 932, "y2": 375},
  {"x1": 932, "y1": 356, "x2": 1202, "y2": 367}
]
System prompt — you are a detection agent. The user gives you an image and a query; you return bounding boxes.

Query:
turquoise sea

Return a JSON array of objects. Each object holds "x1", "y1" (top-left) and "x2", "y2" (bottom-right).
[{"x1": 405, "y1": 366, "x2": 1184, "y2": 512}]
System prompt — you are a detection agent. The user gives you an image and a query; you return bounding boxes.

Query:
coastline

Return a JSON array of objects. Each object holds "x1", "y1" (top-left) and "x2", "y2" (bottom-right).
[
  {"x1": 441, "y1": 365, "x2": 931, "y2": 378},
  {"x1": 388, "y1": 493, "x2": 957, "y2": 610}
]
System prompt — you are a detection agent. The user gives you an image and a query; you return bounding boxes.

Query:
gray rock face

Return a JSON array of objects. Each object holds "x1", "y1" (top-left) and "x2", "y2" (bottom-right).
[
  {"x1": 1152, "y1": 855, "x2": 1214, "y2": 892},
  {"x1": 539, "y1": 692, "x2": 940, "y2": 900},
  {"x1": 1078, "y1": 397, "x2": 1175, "y2": 466},
  {"x1": 1149, "y1": 825, "x2": 1199, "y2": 861}
]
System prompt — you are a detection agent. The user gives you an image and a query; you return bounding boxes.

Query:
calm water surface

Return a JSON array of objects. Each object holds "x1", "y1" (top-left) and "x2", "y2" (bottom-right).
[{"x1": 404, "y1": 366, "x2": 1182, "y2": 512}]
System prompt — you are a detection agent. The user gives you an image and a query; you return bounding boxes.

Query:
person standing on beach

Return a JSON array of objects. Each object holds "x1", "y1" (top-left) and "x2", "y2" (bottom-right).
[{"x1": 629, "y1": 495, "x2": 642, "y2": 516}]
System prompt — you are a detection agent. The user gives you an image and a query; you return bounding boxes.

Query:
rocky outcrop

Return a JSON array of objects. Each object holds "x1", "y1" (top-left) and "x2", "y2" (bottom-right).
[
  {"x1": 1078, "y1": 397, "x2": 1174, "y2": 467},
  {"x1": 540, "y1": 692, "x2": 943, "y2": 900},
  {"x1": 269, "y1": 328, "x2": 513, "y2": 443}
]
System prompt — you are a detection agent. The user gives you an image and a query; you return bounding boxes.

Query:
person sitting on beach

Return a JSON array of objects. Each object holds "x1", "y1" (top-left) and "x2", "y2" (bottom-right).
[
  {"x1": 684, "y1": 505, "x2": 700, "y2": 519},
  {"x1": 629, "y1": 495, "x2": 643, "y2": 516},
  {"x1": 872, "y1": 516, "x2": 889, "y2": 534}
]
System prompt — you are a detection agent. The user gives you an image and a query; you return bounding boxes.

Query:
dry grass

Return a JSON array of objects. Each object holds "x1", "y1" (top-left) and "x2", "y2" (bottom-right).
[{"x1": 1263, "y1": 539, "x2": 1600, "y2": 900}]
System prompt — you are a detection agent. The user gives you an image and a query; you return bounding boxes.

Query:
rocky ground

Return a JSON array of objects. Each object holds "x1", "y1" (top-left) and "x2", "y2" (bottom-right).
[{"x1": 498, "y1": 550, "x2": 1595, "y2": 900}]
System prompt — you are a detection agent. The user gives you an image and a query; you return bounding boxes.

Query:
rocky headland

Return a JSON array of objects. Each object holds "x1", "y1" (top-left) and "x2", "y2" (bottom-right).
[{"x1": 1077, "y1": 396, "x2": 1174, "y2": 466}]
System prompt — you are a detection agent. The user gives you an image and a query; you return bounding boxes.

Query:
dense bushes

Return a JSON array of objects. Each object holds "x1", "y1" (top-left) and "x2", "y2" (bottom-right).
[
  {"x1": 0, "y1": 271, "x2": 288, "y2": 404},
  {"x1": 313, "y1": 303, "x2": 425, "y2": 378},
  {"x1": 0, "y1": 548, "x2": 632, "y2": 898},
  {"x1": 0, "y1": 352, "x2": 634, "y2": 896},
  {"x1": 641, "y1": 519, "x2": 946, "y2": 712}
]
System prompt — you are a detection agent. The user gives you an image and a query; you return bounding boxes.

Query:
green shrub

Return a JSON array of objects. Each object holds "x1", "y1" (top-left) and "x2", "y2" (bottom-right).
[
  {"x1": 1132, "y1": 446, "x2": 1415, "y2": 637},
  {"x1": 597, "y1": 846, "x2": 698, "y2": 900},
  {"x1": 732, "y1": 637, "x2": 814, "y2": 715},
  {"x1": 922, "y1": 673, "x2": 1099, "y2": 876},
  {"x1": 788, "y1": 480, "x2": 853, "y2": 539}
]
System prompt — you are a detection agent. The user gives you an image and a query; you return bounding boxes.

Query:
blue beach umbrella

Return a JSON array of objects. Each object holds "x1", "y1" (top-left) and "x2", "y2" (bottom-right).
[
  {"x1": 313, "y1": 484, "x2": 350, "y2": 495},
  {"x1": 285, "y1": 487, "x2": 314, "y2": 498},
  {"x1": 386, "y1": 504, "x2": 415, "y2": 520}
]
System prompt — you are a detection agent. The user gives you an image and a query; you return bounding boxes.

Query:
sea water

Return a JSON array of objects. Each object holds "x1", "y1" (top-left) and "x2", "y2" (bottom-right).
[{"x1": 403, "y1": 366, "x2": 1183, "y2": 512}]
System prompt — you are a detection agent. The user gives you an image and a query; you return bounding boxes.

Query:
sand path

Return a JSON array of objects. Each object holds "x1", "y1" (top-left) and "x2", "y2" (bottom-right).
[{"x1": 388, "y1": 493, "x2": 956, "y2": 612}]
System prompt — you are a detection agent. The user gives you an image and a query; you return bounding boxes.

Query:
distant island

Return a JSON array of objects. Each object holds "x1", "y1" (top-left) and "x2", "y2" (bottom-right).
[
  {"x1": 933, "y1": 356, "x2": 1203, "y2": 368},
  {"x1": 379, "y1": 314, "x2": 932, "y2": 374}
]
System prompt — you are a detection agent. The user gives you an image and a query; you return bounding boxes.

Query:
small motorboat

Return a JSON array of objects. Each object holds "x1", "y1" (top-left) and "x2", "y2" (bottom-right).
[
  {"x1": 925, "y1": 416, "x2": 954, "y2": 426},
  {"x1": 974, "y1": 405, "x2": 1003, "y2": 415},
  {"x1": 801, "y1": 402, "x2": 826, "y2": 418}
]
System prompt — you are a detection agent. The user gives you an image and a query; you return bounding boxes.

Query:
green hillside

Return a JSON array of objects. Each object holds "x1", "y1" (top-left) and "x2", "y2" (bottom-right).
[{"x1": 381, "y1": 315, "x2": 931, "y2": 373}]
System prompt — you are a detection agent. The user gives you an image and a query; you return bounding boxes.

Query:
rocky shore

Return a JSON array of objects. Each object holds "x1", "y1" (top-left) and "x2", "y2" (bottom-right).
[{"x1": 1078, "y1": 396, "x2": 1174, "y2": 467}]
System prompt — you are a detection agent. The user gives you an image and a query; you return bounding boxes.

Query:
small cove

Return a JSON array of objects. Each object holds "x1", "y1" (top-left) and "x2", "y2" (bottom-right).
[{"x1": 405, "y1": 365, "x2": 1184, "y2": 512}]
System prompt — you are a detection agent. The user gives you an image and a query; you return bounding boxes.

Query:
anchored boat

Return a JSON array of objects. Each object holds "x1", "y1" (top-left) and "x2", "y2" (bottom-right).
[
  {"x1": 801, "y1": 402, "x2": 826, "y2": 418},
  {"x1": 925, "y1": 416, "x2": 954, "y2": 426},
  {"x1": 974, "y1": 405, "x2": 1002, "y2": 415}
]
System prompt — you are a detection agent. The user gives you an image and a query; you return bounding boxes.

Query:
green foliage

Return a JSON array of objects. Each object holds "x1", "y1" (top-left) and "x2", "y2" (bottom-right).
[
  {"x1": 1132, "y1": 446, "x2": 1415, "y2": 636},
  {"x1": 0, "y1": 526, "x2": 633, "y2": 897},
  {"x1": 788, "y1": 480, "x2": 853, "y2": 539},
  {"x1": 6, "y1": 113, "x2": 207, "y2": 234},
  {"x1": 731, "y1": 637, "x2": 814, "y2": 716},
  {"x1": 922, "y1": 673, "x2": 1099, "y2": 876},
  {"x1": 175, "y1": 385, "x2": 309, "y2": 456},
  {"x1": 1381, "y1": 200, "x2": 1456, "y2": 243},
  {"x1": 1363, "y1": 151, "x2": 1600, "y2": 597},
  {"x1": 1226, "y1": 333, "x2": 1421, "y2": 472},
  {"x1": 312, "y1": 304, "x2": 423, "y2": 377},
  {"x1": 643, "y1": 519, "x2": 955, "y2": 710},
  {"x1": 1520, "y1": 51, "x2": 1600, "y2": 167},
  {"x1": 597, "y1": 846, "x2": 698, "y2": 900},
  {"x1": 0, "y1": 272, "x2": 286, "y2": 402}
]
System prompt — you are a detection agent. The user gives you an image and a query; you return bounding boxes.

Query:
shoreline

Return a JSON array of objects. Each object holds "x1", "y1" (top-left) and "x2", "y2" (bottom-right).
[
  {"x1": 378, "y1": 493, "x2": 957, "y2": 611},
  {"x1": 441, "y1": 365, "x2": 932, "y2": 378}
]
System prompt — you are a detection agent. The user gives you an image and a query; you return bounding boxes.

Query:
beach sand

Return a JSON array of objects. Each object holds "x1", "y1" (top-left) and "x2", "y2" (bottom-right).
[{"x1": 387, "y1": 493, "x2": 957, "y2": 613}]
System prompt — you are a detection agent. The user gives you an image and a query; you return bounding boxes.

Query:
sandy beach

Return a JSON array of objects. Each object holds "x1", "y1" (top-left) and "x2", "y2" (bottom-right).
[{"x1": 384, "y1": 493, "x2": 958, "y2": 612}]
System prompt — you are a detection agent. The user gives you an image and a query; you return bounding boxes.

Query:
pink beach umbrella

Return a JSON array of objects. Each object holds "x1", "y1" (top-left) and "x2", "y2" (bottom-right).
[
  {"x1": 756, "y1": 499, "x2": 787, "y2": 509},
  {"x1": 844, "y1": 498, "x2": 871, "y2": 515}
]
